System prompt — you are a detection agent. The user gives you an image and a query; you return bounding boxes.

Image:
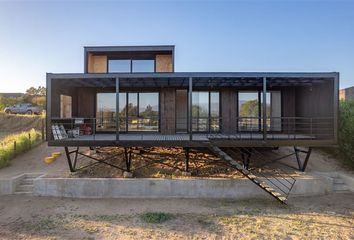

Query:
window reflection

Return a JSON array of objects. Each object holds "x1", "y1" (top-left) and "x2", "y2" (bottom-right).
[
  {"x1": 97, "y1": 92, "x2": 159, "y2": 132},
  {"x1": 192, "y1": 91, "x2": 219, "y2": 132},
  {"x1": 108, "y1": 59, "x2": 131, "y2": 73},
  {"x1": 132, "y1": 60, "x2": 155, "y2": 72}
]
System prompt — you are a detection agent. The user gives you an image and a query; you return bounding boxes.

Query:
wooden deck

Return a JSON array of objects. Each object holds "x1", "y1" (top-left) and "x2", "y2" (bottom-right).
[{"x1": 46, "y1": 132, "x2": 332, "y2": 148}]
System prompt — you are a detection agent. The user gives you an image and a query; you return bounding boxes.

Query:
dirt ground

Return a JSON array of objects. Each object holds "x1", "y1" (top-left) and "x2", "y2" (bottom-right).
[
  {"x1": 0, "y1": 193, "x2": 353, "y2": 239},
  {"x1": 0, "y1": 142, "x2": 350, "y2": 179}
]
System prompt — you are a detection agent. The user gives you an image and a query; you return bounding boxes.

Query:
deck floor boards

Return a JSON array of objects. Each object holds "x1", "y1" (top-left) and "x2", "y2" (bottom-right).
[{"x1": 59, "y1": 133, "x2": 313, "y2": 142}]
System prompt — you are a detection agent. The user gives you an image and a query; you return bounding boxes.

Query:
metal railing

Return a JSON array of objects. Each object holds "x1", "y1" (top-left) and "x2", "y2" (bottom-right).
[{"x1": 49, "y1": 116, "x2": 334, "y2": 141}]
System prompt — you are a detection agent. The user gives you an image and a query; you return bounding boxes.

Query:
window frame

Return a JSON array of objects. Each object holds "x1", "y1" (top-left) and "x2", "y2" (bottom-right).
[{"x1": 107, "y1": 57, "x2": 156, "y2": 73}]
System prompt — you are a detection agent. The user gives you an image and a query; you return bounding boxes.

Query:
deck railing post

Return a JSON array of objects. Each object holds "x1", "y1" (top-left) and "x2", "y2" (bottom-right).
[
  {"x1": 116, "y1": 77, "x2": 120, "y2": 141},
  {"x1": 188, "y1": 77, "x2": 193, "y2": 141},
  {"x1": 262, "y1": 77, "x2": 267, "y2": 141}
]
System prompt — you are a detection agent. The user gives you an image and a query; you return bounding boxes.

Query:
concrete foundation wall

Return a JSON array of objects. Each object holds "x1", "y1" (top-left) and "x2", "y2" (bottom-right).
[{"x1": 33, "y1": 175, "x2": 333, "y2": 199}]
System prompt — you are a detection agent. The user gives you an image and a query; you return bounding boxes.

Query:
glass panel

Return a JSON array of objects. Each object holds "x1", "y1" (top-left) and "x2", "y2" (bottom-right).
[
  {"x1": 128, "y1": 93, "x2": 138, "y2": 131},
  {"x1": 119, "y1": 93, "x2": 127, "y2": 131},
  {"x1": 192, "y1": 92, "x2": 209, "y2": 132},
  {"x1": 108, "y1": 59, "x2": 131, "y2": 73},
  {"x1": 96, "y1": 93, "x2": 116, "y2": 132},
  {"x1": 132, "y1": 60, "x2": 154, "y2": 73},
  {"x1": 210, "y1": 92, "x2": 220, "y2": 132},
  {"x1": 238, "y1": 92, "x2": 259, "y2": 131},
  {"x1": 138, "y1": 93, "x2": 159, "y2": 131}
]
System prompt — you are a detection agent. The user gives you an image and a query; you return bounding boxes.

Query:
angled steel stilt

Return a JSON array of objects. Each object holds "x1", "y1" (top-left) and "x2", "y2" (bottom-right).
[
  {"x1": 294, "y1": 147, "x2": 302, "y2": 170},
  {"x1": 64, "y1": 146, "x2": 79, "y2": 172},
  {"x1": 125, "y1": 147, "x2": 132, "y2": 172},
  {"x1": 294, "y1": 147, "x2": 312, "y2": 172},
  {"x1": 301, "y1": 147, "x2": 312, "y2": 172},
  {"x1": 185, "y1": 147, "x2": 190, "y2": 172}
]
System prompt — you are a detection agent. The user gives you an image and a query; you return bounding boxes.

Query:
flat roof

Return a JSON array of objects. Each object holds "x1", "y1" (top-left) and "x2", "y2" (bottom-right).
[
  {"x1": 47, "y1": 71, "x2": 338, "y2": 79},
  {"x1": 84, "y1": 45, "x2": 175, "y2": 53}
]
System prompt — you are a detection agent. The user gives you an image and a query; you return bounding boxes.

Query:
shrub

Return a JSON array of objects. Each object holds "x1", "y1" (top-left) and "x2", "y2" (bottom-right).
[
  {"x1": 0, "y1": 128, "x2": 42, "y2": 168},
  {"x1": 338, "y1": 100, "x2": 354, "y2": 167},
  {"x1": 140, "y1": 212, "x2": 174, "y2": 224}
]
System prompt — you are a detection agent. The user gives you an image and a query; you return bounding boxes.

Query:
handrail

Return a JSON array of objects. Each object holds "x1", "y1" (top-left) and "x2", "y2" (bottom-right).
[{"x1": 49, "y1": 116, "x2": 335, "y2": 141}]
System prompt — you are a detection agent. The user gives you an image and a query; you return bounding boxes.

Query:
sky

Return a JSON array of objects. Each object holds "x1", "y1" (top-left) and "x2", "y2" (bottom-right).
[{"x1": 0, "y1": 0, "x2": 353, "y2": 92}]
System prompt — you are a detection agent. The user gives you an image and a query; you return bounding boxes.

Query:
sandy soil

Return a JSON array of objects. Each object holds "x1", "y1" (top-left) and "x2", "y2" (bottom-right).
[
  {"x1": 0, "y1": 193, "x2": 353, "y2": 239},
  {"x1": 0, "y1": 143, "x2": 68, "y2": 178},
  {"x1": 0, "y1": 143, "x2": 350, "y2": 179}
]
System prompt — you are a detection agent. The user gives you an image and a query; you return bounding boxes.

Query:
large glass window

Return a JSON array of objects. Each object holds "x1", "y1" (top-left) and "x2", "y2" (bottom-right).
[
  {"x1": 97, "y1": 92, "x2": 159, "y2": 132},
  {"x1": 108, "y1": 59, "x2": 131, "y2": 73},
  {"x1": 238, "y1": 91, "x2": 281, "y2": 132},
  {"x1": 139, "y1": 93, "x2": 159, "y2": 131},
  {"x1": 238, "y1": 92, "x2": 260, "y2": 131},
  {"x1": 108, "y1": 59, "x2": 155, "y2": 73},
  {"x1": 192, "y1": 91, "x2": 220, "y2": 132},
  {"x1": 132, "y1": 60, "x2": 155, "y2": 72},
  {"x1": 96, "y1": 93, "x2": 116, "y2": 132}
]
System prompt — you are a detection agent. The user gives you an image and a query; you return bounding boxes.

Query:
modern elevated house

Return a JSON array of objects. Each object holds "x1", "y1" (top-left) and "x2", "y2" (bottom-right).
[{"x1": 47, "y1": 45, "x2": 339, "y2": 203}]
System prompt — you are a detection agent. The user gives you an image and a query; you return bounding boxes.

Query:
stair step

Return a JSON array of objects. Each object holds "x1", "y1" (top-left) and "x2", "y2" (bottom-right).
[
  {"x1": 271, "y1": 192, "x2": 282, "y2": 197},
  {"x1": 265, "y1": 187, "x2": 275, "y2": 191},
  {"x1": 16, "y1": 185, "x2": 34, "y2": 192},
  {"x1": 14, "y1": 191, "x2": 33, "y2": 195},
  {"x1": 334, "y1": 178, "x2": 344, "y2": 184},
  {"x1": 278, "y1": 197, "x2": 287, "y2": 202},
  {"x1": 21, "y1": 179, "x2": 34, "y2": 185},
  {"x1": 334, "y1": 184, "x2": 349, "y2": 191}
]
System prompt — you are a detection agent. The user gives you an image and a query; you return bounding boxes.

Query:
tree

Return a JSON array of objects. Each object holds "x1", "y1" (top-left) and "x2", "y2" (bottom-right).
[{"x1": 240, "y1": 100, "x2": 259, "y2": 117}]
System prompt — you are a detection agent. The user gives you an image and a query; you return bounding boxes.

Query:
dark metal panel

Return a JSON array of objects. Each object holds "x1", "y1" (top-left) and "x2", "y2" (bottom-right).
[
  {"x1": 188, "y1": 77, "x2": 193, "y2": 140},
  {"x1": 84, "y1": 45, "x2": 175, "y2": 53},
  {"x1": 116, "y1": 77, "x2": 120, "y2": 141},
  {"x1": 46, "y1": 73, "x2": 52, "y2": 141},
  {"x1": 263, "y1": 77, "x2": 267, "y2": 140},
  {"x1": 46, "y1": 72, "x2": 339, "y2": 80},
  {"x1": 333, "y1": 73, "x2": 339, "y2": 143}
]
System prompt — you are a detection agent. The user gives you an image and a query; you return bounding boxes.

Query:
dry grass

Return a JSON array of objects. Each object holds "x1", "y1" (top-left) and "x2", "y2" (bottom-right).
[
  {"x1": 2, "y1": 200, "x2": 353, "y2": 240},
  {"x1": 0, "y1": 128, "x2": 42, "y2": 168},
  {"x1": 0, "y1": 112, "x2": 44, "y2": 140}
]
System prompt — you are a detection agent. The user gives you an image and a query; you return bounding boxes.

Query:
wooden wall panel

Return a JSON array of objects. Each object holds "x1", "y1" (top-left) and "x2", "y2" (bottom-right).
[
  {"x1": 295, "y1": 81, "x2": 334, "y2": 117},
  {"x1": 77, "y1": 88, "x2": 96, "y2": 118},
  {"x1": 51, "y1": 82, "x2": 78, "y2": 118},
  {"x1": 282, "y1": 88, "x2": 296, "y2": 117},
  {"x1": 160, "y1": 88, "x2": 176, "y2": 134},
  {"x1": 156, "y1": 55, "x2": 173, "y2": 72},
  {"x1": 88, "y1": 54, "x2": 107, "y2": 73},
  {"x1": 221, "y1": 89, "x2": 237, "y2": 133}
]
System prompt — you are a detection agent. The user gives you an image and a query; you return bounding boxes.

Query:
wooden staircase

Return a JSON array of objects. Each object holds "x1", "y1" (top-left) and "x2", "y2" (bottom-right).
[{"x1": 209, "y1": 146, "x2": 291, "y2": 204}]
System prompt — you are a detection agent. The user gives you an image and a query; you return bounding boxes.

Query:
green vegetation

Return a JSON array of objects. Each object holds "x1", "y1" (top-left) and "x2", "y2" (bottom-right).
[
  {"x1": 0, "y1": 128, "x2": 42, "y2": 168},
  {"x1": 0, "y1": 86, "x2": 46, "y2": 111},
  {"x1": 338, "y1": 100, "x2": 354, "y2": 167},
  {"x1": 140, "y1": 212, "x2": 174, "y2": 224}
]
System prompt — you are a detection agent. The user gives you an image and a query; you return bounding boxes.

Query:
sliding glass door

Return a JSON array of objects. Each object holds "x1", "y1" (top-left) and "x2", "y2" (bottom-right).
[
  {"x1": 192, "y1": 91, "x2": 220, "y2": 132},
  {"x1": 238, "y1": 91, "x2": 281, "y2": 132},
  {"x1": 96, "y1": 92, "x2": 159, "y2": 132}
]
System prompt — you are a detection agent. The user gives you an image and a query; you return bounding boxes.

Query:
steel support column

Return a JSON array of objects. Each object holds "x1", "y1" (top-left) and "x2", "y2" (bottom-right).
[
  {"x1": 188, "y1": 77, "x2": 193, "y2": 141},
  {"x1": 185, "y1": 147, "x2": 190, "y2": 172},
  {"x1": 301, "y1": 147, "x2": 312, "y2": 172},
  {"x1": 262, "y1": 77, "x2": 267, "y2": 140},
  {"x1": 116, "y1": 77, "x2": 120, "y2": 141}
]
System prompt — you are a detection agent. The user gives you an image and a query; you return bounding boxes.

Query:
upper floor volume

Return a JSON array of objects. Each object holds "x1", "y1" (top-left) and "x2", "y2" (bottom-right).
[{"x1": 84, "y1": 45, "x2": 175, "y2": 74}]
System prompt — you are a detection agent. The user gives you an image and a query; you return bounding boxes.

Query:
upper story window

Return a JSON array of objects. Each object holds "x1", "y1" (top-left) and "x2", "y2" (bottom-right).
[
  {"x1": 108, "y1": 59, "x2": 131, "y2": 73},
  {"x1": 108, "y1": 59, "x2": 155, "y2": 73},
  {"x1": 132, "y1": 60, "x2": 155, "y2": 72}
]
